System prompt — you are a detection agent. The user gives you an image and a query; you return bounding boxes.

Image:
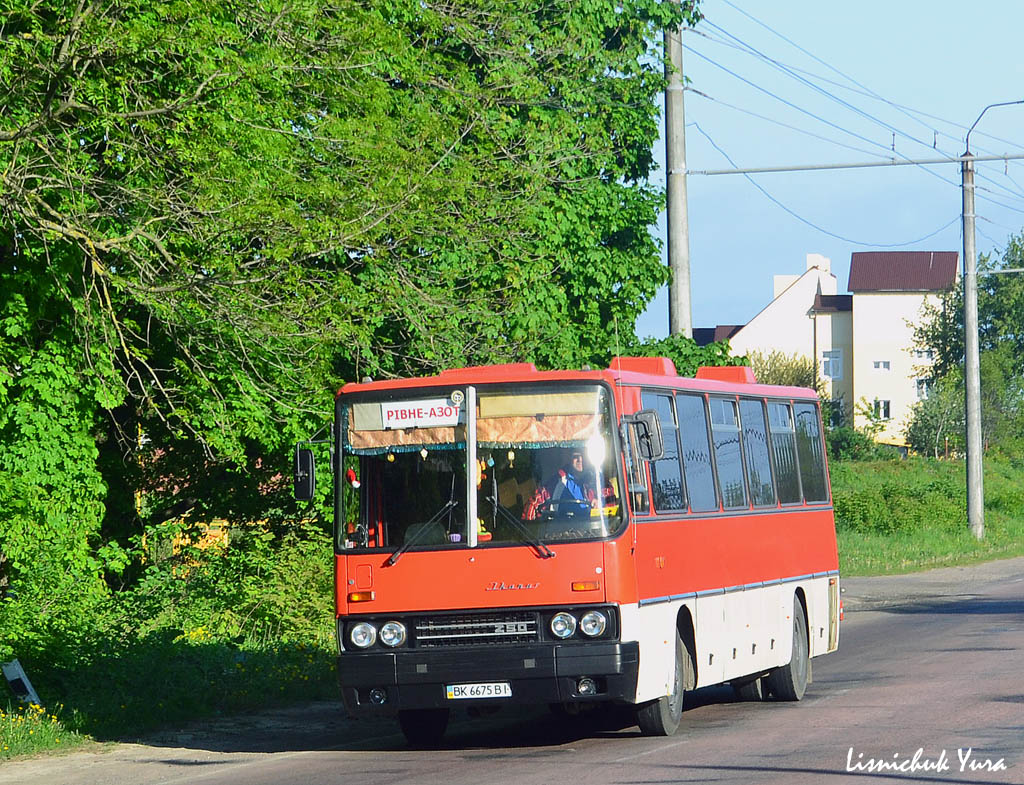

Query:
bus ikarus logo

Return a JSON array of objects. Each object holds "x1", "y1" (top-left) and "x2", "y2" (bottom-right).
[{"x1": 485, "y1": 581, "x2": 539, "y2": 591}]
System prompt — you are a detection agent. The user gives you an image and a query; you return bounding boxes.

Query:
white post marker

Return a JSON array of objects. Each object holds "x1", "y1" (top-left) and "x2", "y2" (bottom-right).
[{"x1": 2, "y1": 659, "x2": 41, "y2": 705}]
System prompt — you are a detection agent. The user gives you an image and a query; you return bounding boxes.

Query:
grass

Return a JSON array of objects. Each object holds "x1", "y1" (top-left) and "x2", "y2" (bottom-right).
[
  {"x1": 2, "y1": 637, "x2": 337, "y2": 760},
  {"x1": 0, "y1": 702, "x2": 87, "y2": 759},
  {"x1": 34, "y1": 638, "x2": 336, "y2": 738},
  {"x1": 833, "y1": 454, "x2": 1024, "y2": 575}
]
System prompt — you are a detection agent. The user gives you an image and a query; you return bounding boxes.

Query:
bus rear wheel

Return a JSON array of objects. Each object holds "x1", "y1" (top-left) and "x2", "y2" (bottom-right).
[
  {"x1": 636, "y1": 630, "x2": 689, "y2": 736},
  {"x1": 765, "y1": 599, "x2": 809, "y2": 701},
  {"x1": 397, "y1": 708, "x2": 449, "y2": 747},
  {"x1": 732, "y1": 676, "x2": 765, "y2": 701}
]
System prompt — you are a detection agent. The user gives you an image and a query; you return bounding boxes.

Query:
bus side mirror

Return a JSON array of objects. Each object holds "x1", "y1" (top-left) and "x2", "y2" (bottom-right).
[
  {"x1": 626, "y1": 410, "x2": 665, "y2": 462},
  {"x1": 294, "y1": 446, "x2": 316, "y2": 501}
]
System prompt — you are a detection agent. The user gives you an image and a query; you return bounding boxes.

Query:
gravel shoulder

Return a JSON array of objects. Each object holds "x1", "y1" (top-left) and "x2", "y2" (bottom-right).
[{"x1": 840, "y1": 554, "x2": 1024, "y2": 611}]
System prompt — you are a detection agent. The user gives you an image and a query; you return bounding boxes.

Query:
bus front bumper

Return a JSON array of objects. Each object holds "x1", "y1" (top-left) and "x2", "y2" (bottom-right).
[{"x1": 337, "y1": 641, "x2": 639, "y2": 716}]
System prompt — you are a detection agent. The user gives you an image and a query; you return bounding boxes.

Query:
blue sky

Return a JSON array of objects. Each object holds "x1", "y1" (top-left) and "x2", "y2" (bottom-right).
[{"x1": 636, "y1": 0, "x2": 1024, "y2": 338}]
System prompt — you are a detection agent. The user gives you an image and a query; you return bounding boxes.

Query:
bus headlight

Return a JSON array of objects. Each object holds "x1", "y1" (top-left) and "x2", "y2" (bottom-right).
[
  {"x1": 550, "y1": 612, "x2": 577, "y2": 639},
  {"x1": 379, "y1": 621, "x2": 407, "y2": 647},
  {"x1": 350, "y1": 622, "x2": 377, "y2": 648},
  {"x1": 580, "y1": 610, "x2": 607, "y2": 637}
]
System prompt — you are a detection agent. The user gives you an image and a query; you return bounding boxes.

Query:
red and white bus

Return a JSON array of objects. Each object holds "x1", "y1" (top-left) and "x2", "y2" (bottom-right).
[{"x1": 295, "y1": 357, "x2": 840, "y2": 744}]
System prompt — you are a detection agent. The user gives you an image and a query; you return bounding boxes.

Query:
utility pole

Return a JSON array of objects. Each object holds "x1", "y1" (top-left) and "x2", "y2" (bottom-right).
[
  {"x1": 961, "y1": 150, "x2": 984, "y2": 539},
  {"x1": 664, "y1": 11, "x2": 692, "y2": 338},
  {"x1": 960, "y1": 99, "x2": 1023, "y2": 539}
]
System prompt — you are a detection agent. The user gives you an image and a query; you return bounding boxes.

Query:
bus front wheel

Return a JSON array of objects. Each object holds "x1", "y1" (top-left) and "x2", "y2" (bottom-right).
[
  {"x1": 636, "y1": 630, "x2": 689, "y2": 736},
  {"x1": 765, "y1": 599, "x2": 809, "y2": 701}
]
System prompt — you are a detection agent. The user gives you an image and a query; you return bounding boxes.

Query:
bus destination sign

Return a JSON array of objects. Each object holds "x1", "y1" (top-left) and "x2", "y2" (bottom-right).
[{"x1": 381, "y1": 399, "x2": 462, "y2": 429}]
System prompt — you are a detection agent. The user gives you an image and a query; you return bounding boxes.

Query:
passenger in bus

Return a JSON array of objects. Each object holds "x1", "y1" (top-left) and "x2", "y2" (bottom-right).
[{"x1": 522, "y1": 451, "x2": 614, "y2": 520}]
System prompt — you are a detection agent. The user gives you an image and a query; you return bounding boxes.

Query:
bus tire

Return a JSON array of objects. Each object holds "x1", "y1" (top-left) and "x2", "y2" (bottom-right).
[
  {"x1": 732, "y1": 676, "x2": 764, "y2": 701},
  {"x1": 397, "y1": 708, "x2": 449, "y2": 747},
  {"x1": 765, "y1": 598, "x2": 809, "y2": 701},
  {"x1": 636, "y1": 630, "x2": 689, "y2": 736}
]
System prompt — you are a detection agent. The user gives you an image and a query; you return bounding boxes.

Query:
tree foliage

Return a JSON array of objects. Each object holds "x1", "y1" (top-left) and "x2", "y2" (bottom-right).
[
  {"x1": 1, "y1": 0, "x2": 703, "y2": 660},
  {"x1": 908, "y1": 237, "x2": 1024, "y2": 457},
  {"x1": 629, "y1": 334, "x2": 743, "y2": 377},
  {"x1": 745, "y1": 349, "x2": 817, "y2": 390}
]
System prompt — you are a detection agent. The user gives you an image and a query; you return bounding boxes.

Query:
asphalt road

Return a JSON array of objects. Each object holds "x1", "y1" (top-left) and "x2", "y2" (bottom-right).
[{"x1": 3, "y1": 556, "x2": 1022, "y2": 785}]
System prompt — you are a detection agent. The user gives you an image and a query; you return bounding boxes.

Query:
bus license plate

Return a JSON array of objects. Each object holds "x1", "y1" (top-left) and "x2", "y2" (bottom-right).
[{"x1": 445, "y1": 682, "x2": 512, "y2": 700}]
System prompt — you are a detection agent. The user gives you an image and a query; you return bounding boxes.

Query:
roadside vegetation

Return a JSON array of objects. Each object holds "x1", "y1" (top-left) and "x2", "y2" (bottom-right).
[
  {"x1": 832, "y1": 456, "x2": 1024, "y2": 575},
  {"x1": 0, "y1": 702, "x2": 85, "y2": 759},
  {"x1": 2, "y1": 0, "x2": 715, "y2": 759}
]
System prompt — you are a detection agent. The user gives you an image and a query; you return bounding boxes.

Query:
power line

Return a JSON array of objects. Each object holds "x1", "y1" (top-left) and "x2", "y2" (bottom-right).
[
  {"x1": 688, "y1": 152, "x2": 1024, "y2": 176},
  {"x1": 685, "y1": 88, "x2": 884, "y2": 159},
  {"x1": 683, "y1": 46, "x2": 963, "y2": 193},
  {"x1": 683, "y1": 46, "x2": 899, "y2": 160},
  {"x1": 701, "y1": 18, "x2": 939, "y2": 159},
  {"x1": 680, "y1": 3, "x2": 1024, "y2": 255},
  {"x1": 714, "y1": 0, "x2": 983, "y2": 151},
  {"x1": 976, "y1": 224, "x2": 1007, "y2": 250},
  {"x1": 702, "y1": 2, "x2": 1024, "y2": 161},
  {"x1": 687, "y1": 24, "x2": 1013, "y2": 160},
  {"x1": 690, "y1": 122, "x2": 961, "y2": 247}
]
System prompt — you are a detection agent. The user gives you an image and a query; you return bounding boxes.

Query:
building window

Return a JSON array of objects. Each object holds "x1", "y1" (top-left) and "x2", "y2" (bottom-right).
[
  {"x1": 822, "y1": 350, "x2": 842, "y2": 380},
  {"x1": 916, "y1": 378, "x2": 933, "y2": 400},
  {"x1": 913, "y1": 349, "x2": 935, "y2": 361},
  {"x1": 873, "y1": 399, "x2": 891, "y2": 420},
  {"x1": 873, "y1": 360, "x2": 891, "y2": 371}
]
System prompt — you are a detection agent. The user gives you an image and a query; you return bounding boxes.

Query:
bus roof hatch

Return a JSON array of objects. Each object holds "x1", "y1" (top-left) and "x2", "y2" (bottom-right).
[{"x1": 695, "y1": 365, "x2": 758, "y2": 384}]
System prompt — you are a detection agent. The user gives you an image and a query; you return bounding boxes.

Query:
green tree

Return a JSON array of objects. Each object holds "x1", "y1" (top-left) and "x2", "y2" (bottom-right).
[
  {"x1": 904, "y1": 372, "x2": 963, "y2": 459},
  {"x1": 746, "y1": 349, "x2": 817, "y2": 389},
  {"x1": 2, "y1": 0, "x2": 703, "y2": 657},
  {"x1": 910, "y1": 237, "x2": 1024, "y2": 457}
]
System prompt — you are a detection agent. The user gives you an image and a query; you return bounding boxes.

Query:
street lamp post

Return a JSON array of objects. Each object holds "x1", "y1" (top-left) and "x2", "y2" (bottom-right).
[{"x1": 961, "y1": 100, "x2": 1024, "y2": 540}]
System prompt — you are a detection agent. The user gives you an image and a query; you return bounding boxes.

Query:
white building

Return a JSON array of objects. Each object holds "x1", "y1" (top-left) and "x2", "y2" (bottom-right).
[{"x1": 696, "y1": 251, "x2": 958, "y2": 447}]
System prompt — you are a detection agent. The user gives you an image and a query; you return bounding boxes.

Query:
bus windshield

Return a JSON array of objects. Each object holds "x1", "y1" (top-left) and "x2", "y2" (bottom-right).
[{"x1": 339, "y1": 384, "x2": 622, "y2": 551}]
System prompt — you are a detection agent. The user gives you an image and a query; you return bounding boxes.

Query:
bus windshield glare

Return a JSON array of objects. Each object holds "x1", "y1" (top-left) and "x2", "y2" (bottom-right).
[{"x1": 340, "y1": 385, "x2": 622, "y2": 551}]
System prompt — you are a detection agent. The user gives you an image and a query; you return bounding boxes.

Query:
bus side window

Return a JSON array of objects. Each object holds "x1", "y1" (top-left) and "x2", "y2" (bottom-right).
[
  {"x1": 710, "y1": 397, "x2": 748, "y2": 509},
  {"x1": 794, "y1": 403, "x2": 829, "y2": 502},
  {"x1": 677, "y1": 394, "x2": 717, "y2": 512},
  {"x1": 641, "y1": 392, "x2": 686, "y2": 513},
  {"x1": 768, "y1": 402, "x2": 802, "y2": 504},
  {"x1": 739, "y1": 399, "x2": 777, "y2": 507}
]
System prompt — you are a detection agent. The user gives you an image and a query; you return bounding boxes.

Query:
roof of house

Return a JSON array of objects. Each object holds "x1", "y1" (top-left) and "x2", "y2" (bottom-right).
[
  {"x1": 692, "y1": 324, "x2": 744, "y2": 347},
  {"x1": 848, "y1": 251, "x2": 958, "y2": 292},
  {"x1": 811, "y1": 294, "x2": 853, "y2": 313}
]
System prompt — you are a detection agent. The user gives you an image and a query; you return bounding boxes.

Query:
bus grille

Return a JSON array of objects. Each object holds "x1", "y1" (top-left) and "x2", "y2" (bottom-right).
[{"x1": 413, "y1": 612, "x2": 538, "y2": 648}]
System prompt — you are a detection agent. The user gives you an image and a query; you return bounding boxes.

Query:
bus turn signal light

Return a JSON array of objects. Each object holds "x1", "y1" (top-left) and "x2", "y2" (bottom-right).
[
  {"x1": 572, "y1": 581, "x2": 600, "y2": 592},
  {"x1": 348, "y1": 591, "x2": 376, "y2": 603}
]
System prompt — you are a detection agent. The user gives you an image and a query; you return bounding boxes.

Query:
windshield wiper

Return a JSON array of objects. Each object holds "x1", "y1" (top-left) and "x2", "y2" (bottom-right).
[
  {"x1": 485, "y1": 496, "x2": 555, "y2": 559},
  {"x1": 385, "y1": 500, "x2": 457, "y2": 566}
]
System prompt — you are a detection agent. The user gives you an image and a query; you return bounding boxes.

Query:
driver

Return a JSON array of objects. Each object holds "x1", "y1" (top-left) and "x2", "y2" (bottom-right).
[{"x1": 522, "y1": 451, "x2": 595, "y2": 520}]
